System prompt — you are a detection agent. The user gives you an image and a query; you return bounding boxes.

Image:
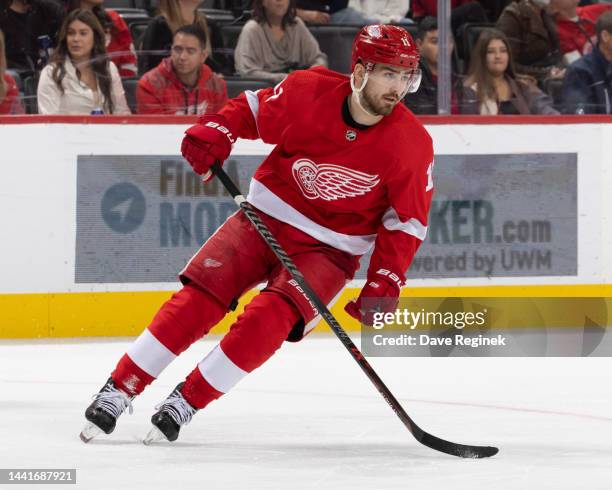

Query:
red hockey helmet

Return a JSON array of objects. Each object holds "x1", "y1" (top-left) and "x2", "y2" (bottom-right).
[{"x1": 351, "y1": 25, "x2": 420, "y2": 72}]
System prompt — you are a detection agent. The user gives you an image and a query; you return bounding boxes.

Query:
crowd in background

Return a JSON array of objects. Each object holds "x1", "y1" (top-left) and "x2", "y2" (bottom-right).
[{"x1": 0, "y1": 0, "x2": 611, "y2": 116}]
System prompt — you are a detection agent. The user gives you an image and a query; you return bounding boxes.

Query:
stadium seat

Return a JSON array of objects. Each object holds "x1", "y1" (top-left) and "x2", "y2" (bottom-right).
[
  {"x1": 308, "y1": 25, "x2": 361, "y2": 74},
  {"x1": 105, "y1": 0, "x2": 135, "y2": 10},
  {"x1": 129, "y1": 20, "x2": 151, "y2": 49},
  {"x1": 111, "y1": 7, "x2": 147, "y2": 14},
  {"x1": 117, "y1": 9, "x2": 150, "y2": 27},
  {"x1": 460, "y1": 22, "x2": 495, "y2": 68},
  {"x1": 219, "y1": 22, "x2": 244, "y2": 48},
  {"x1": 543, "y1": 78, "x2": 564, "y2": 112},
  {"x1": 116, "y1": 9, "x2": 150, "y2": 52},
  {"x1": 131, "y1": 0, "x2": 155, "y2": 14},
  {"x1": 23, "y1": 75, "x2": 38, "y2": 114},
  {"x1": 121, "y1": 77, "x2": 140, "y2": 113},
  {"x1": 224, "y1": 77, "x2": 275, "y2": 99},
  {"x1": 218, "y1": 23, "x2": 246, "y2": 73},
  {"x1": 199, "y1": 8, "x2": 235, "y2": 23}
]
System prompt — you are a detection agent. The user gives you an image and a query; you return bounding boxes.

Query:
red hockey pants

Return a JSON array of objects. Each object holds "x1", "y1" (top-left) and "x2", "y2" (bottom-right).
[{"x1": 111, "y1": 210, "x2": 358, "y2": 409}]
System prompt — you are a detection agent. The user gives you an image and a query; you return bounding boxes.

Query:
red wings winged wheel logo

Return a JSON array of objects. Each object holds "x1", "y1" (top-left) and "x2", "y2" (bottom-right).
[{"x1": 292, "y1": 159, "x2": 380, "y2": 201}]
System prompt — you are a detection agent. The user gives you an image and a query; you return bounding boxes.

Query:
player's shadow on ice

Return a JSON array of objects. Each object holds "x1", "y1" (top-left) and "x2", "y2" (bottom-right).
[
  {"x1": 143, "y1": 440, "x2": 449, "y2": 462},
  {"x1": 85, "y1": 438, "x2": 441, "y2": 460}
]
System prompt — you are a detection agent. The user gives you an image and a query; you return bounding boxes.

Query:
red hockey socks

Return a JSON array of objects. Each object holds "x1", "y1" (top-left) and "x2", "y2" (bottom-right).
[
  {"x1": 181, "y1": 292, "x2": 300, "y2": 409},
  {"x1": 111, "y1": 283, "x2": 227, "y2": 396}
]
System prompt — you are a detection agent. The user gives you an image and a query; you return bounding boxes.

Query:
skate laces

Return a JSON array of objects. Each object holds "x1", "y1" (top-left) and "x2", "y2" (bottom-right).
[
  {"x1": 92, "y1": 382, "x2": 134, "y2": 418},
  {"x1": 155, "y1": 388, "x2": 196, "y2": 426}
]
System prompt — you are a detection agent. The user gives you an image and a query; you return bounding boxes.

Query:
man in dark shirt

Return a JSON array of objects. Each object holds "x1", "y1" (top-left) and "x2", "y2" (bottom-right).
[
  {"x1": 562, "y1": 10, "x2": 612, "y2": 114},
  {"x1": 0, "y1": 0, "x2": 64, "y2": 71},
  {"x1": 404, "y1": 17, "x2": 459, "y2": 114}
]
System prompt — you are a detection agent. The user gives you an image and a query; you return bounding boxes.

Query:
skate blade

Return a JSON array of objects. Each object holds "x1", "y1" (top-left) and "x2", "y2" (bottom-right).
[
  {"x1": 143, "y1": 426, "x2": 167, "y2": 445},
  {"x1": 80, "y1": 422, "x2": 102, "y2": 443}
]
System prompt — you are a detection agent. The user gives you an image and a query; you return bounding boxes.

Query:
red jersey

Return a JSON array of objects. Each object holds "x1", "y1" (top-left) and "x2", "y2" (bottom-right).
[
  {"x1": 106, "y1": 10, "x2": 138, "y2": 77},
  {"x1": 556, "y1": 5, "x2": 612, "y2": 57},
  {"x1": 219, "y1": 67, "x2": 434, "y2": 283},
  {"x1": 137, "y1": 57, "x2": 227, "y2": 115},
  {"x1": 0, "y1": 73, "x2": 24, "y2": 115}
]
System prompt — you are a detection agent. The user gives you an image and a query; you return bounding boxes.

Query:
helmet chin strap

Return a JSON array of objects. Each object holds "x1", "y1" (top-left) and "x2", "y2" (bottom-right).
[{"x1": 350, "y1": 71, "x2": 378, "y2": 118}]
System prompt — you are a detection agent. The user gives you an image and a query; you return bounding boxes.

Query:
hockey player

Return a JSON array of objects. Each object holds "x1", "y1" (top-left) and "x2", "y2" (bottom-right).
[{"x1": 81, "y1": 24, "x2": 434, "y2": 444}]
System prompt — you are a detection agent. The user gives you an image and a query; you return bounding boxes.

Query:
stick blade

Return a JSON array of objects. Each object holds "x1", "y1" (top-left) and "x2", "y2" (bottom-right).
[{"x1": 421, "y1": 432, "x2": 498, "y2": 459}]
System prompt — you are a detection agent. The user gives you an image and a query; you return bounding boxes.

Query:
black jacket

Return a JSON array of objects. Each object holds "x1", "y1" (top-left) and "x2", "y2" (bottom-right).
[
  {"x1": 404, "y1": 59, "x2": 459, "y2": 114},
  {"x1": 496, "y1": 0, "x2": 561, "y2": 81},
  {"x1": 562, "y1": 46, "x2": 612, "y2": 114},
  {"x1": 0, "y1": 0, "x2": 64, "y2": 71}
]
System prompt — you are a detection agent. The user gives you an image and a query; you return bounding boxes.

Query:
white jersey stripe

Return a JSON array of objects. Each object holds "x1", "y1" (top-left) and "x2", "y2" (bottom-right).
[
  {"x1": 126, "y1": 329, "x2": 177, "y2": 378},
  {"x1": 382, "y1": 207, "x2": 427, "y2": 241},
  {"x1": 197, "y1": 344, "x2": 248, "y2": 393},
  {"x1": 247, "y1": 179, "x2": 376, "y2": 255},
  {"x1": 245, "y1": 90, "x2": 261, "y2": 136}
]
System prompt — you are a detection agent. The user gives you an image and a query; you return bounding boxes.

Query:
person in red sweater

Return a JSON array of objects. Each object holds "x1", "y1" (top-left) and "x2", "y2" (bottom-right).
[
  {"x1": 136, "y1": 24, "x2": 227, "y2": 115},
  {"x1": 0, "y1": 29, "x2": 24, "y2": 114},
  {"x1": 551, "y1": 0, "x2": 612, "y2": 64},
  {"x1": 66, "y1": 0, "x2": 138, "y2": 77}
]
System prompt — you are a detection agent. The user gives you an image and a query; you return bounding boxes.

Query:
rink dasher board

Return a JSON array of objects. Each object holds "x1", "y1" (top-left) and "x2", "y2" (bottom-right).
[{"x1": 0, "y1": 117, "x2": 610, "y2": 338}]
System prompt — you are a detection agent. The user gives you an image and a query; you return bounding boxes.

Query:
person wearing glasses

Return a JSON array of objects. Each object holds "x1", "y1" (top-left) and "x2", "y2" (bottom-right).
[{"x1": 137, "y1": 24, "x2": 227, "y2": 115}]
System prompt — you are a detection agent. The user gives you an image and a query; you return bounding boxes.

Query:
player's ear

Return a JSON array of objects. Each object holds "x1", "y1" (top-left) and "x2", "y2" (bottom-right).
[{"x1": 353, "y1": 62, "x2": 365, "y2": 85}]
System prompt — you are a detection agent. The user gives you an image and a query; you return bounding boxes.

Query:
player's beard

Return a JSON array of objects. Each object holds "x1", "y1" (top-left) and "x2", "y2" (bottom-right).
[{"x1": 361, "y1": 86, "x2": 399, "y2": 116}]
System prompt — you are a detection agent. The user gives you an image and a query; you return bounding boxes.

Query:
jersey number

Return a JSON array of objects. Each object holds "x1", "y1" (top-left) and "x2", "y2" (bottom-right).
[
  {"x1": 425, "y1": 161, "x2": 434, "y2": 192},
  {"x1": 265, "y1": 79, "x2": 285, "y2": 102}
]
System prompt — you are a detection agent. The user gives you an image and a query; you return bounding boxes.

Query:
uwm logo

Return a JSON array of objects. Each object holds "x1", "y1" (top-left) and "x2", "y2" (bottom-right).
[{"x1": 291, "y1": 159, "x2": 380, "y2": 201}]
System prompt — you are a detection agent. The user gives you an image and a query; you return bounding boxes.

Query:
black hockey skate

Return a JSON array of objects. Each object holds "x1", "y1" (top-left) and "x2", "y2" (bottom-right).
[
  {"x1": 143, "y1": 383, "x2": 198, "y2": 445},
  {"x1": 80, "y1": 377, "x2": 134, "y2": 443}
]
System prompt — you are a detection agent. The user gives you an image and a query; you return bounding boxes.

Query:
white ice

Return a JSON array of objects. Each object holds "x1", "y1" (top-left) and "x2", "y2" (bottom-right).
[{"x1": 1, "y1": 335, "x2": 611, "y2": 490}]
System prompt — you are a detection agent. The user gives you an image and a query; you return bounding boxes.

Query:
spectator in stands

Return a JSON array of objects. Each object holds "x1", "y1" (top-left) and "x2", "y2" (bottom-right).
[
  {"x1": 0, "y1": 29, "x2": 25, "y2": 113},
  {"x1": 551, "y1": 0, "x2": 611, "y2": 64},
  {"x1": 562, "y1": 10, "x2": 612, "y2": 113},
  {"x1": 37, "y1": 9, "x2": 130, "y2": 114},
  {"x1": 411, "y1": 0, "x2": 489, "y2": 37},
  {"x1": 347, "y1": 0, "x2": 413, "y2": 25},
  {"x1": 404, "y1": 17, "x2": 460, "y2": 114},
  {"x1": 461, "y1": 28, "x2": 559, "y2": 114},
  {"x1": 296, "y1": 0, "x2": 375, "y2": 25},
  {"x1": 496, "y1": 0, "x2": 564, "y2": 82},
  {"x1": 235, "y1": 0, "x2": 327, "y2": 83},
  {"x1": 66, "y1": 0, "x2": 138, "y2": 77},
  {"x1": 137, "y1": 25, "x2": 227, "y2": 114},
  {"x1": 138, "y1": 0, "x2": 209, "y2": 76},
  {"x1": 0, "y1": 0, "x2": 64, "y2": 71}
]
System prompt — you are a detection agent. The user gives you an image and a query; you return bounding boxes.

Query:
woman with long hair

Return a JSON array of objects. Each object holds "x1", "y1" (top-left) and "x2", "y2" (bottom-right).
[
  {"x1": 138, "y1": 0, "x2": 210, "y2": 75},
  {"x1": 37, "y1": 9, "x2": 130, "y2": 114},
  {"x1": 234, "y1": 0, "x2": 327, "y2": 82},
  {"x1": 0, "y1": 29, "x2": 25, "y2": 114},
  {"x1": 461, "y1": 28, "x2": 558, "y2": 114},
  {"x1": 65, "y1": 0, "x2": 138, "y2": 77}
]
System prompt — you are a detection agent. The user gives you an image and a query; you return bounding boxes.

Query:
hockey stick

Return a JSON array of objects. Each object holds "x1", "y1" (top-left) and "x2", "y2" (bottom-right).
[{"x1": 210, "y1": 163, "x2": 498, "y2": 459}]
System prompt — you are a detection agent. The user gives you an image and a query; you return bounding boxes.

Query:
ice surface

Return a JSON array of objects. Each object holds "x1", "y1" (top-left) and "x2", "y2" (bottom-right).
[{"x1": 1, "y1": 335, "x2": 611, "y2": 490}]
